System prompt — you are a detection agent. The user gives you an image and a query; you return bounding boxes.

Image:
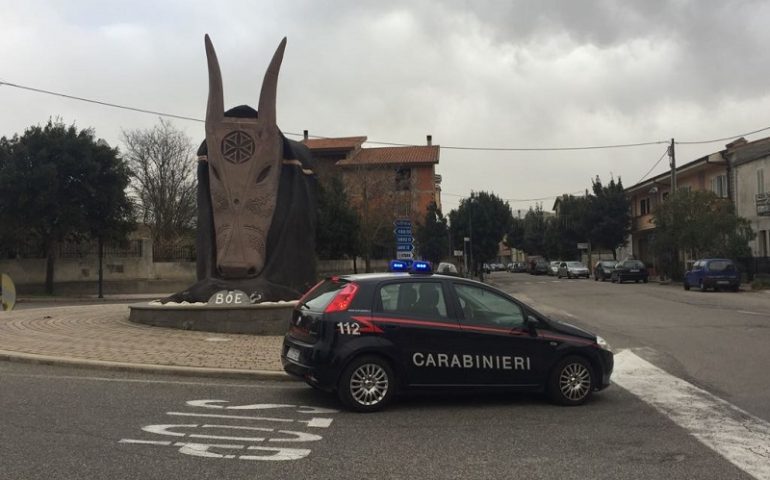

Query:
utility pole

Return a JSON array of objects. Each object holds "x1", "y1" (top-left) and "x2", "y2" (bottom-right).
[{"x1": 669, "y1": 138, "x2": 677, "y2": 192}]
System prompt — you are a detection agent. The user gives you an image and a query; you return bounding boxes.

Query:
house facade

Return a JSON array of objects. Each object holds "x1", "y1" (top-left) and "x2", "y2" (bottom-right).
[{"x1": 624, "y1": 136, "x2": 770, "y2": 267}]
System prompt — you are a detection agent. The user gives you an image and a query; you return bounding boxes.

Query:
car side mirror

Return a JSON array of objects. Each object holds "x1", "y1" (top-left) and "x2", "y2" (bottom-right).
[{"x1": 525, "y1": 315, "x2": 539, "y2": 335}]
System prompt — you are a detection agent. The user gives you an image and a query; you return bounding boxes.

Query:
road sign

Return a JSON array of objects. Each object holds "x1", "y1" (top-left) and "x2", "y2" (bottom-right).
[
  {"x1": 394, "y1": 227, "x2": 412, "y2": 236},
  {"x1": 396, "y1": 244, "x2": 414, "y2": 252},
  {"x1": 577, "y1": 242, "x2": 589, "y2": 249},
  {"x1": 397, "y1": 251, "x2": 414, "y2": 260},
  {"x1": 393, "y1": 219, "x2": 412, "y2": 227},
  {"x1": 453, "y1": 250, "x2": 464, "y2": 257},
  {"x1": 396, "y1": 236, "x2": 414, "y2": 244}
]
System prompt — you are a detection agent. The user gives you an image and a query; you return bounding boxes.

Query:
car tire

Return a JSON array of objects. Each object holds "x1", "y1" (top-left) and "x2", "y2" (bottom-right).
[
  {"x1": 684, "y1": 281, "x2": 690, "y2": 291},
  {"x1": 643, "y1": 278, "x2": 648, "y2": 284},
  {"x1": 547, "y1": 355, "x2": 594, "y2": 406},
  {"x1": 337, "y1": 355, "x2": 395, "y2": 413}
]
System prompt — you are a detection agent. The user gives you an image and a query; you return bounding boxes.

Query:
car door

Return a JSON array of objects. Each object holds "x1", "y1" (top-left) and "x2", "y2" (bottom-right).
[
  {"x1": 448, "y1": 281, "x2": 552, "y2": 387},
  {"x1": 372, "y1": 279, "x2": 463, "y2": 386}
]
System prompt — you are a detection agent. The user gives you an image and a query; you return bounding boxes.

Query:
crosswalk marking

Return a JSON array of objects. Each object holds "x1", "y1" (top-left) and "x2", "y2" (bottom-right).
[{"x1": 614, "y1": 350, "x2": 770, "y2": 480}]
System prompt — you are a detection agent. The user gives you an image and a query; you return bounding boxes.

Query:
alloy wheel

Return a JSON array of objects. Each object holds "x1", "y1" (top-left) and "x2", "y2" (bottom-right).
[
  {"x1": 559, "y1": 362, "x2": 591, "y2": 402},
  {"x1": 349, "y1": 363, "x2": 389, "y2": 406}
]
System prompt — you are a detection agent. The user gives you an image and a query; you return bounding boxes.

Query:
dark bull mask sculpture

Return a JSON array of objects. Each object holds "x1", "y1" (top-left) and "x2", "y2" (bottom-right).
[{"x1": 163, "y1": 35, "x2": 317, "y2": 303}]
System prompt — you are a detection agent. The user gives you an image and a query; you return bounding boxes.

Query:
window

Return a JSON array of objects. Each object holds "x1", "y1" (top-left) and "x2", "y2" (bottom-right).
[
  {"x1": 395, "y1": 168, "x2": 411, "y2": 191},
  {"x1": 640, "y1": 198, "x2": 650, "y2": 215},
  {"x1": 711, "y1": 175, "x2": 728, "y2": 198},
  {"x1": 454, "y1": 283, "x2": 524, "y2": 328},
  {"x1": 759, "y1": 169, "x2": 765, "y2": 195},
  {"x1": 377, "y1": 282, "x2": 448, "y2": 319}
]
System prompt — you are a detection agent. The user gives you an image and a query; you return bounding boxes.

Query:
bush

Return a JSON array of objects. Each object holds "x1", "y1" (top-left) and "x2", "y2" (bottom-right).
[{"x1": 750, "y1": 274, "x2": 770, "y2": 290}]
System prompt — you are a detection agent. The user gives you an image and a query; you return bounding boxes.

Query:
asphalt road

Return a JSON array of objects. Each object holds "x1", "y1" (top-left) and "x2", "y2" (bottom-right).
[
  {"x1": 1, "y1": 275, "x2": 768, "y2": 479},
  {"x1": 489, "y1": 272, "x2": 770, "y2": 422},
  {"x1": 0, "y1": 362, "x2": 752, "y2": 480}
]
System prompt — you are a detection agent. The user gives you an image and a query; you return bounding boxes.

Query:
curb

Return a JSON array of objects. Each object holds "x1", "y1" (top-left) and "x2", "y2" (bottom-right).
[{"x1": 0, "y1": 349, "x2": 296, "y2": 382}]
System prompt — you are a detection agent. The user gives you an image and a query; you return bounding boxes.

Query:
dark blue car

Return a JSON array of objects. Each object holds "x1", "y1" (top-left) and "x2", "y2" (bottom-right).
[{"x1": 683, "y1": 259, "x2": 740, "y2": 292}]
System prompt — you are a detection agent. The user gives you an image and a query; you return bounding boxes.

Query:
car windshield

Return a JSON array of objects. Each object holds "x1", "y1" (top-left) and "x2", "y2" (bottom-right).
[
  {"x1": 601, "y1": 261, "x2": 617, "y2": 267},
  {"x1": 567, "y1": 262, "x2": 584, "y2": 267},
  {"x1": 707, "y1": 260, "x2": 735, "y2": 272},
  {"x1": 624, "y1": 261, "x2": 645, "y2": 268}
]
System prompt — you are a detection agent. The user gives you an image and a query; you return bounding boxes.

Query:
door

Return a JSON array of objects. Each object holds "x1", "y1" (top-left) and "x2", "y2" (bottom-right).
[
  {"x1": 373, "y1": 280, "x2": 463, "y2": 386},
  {"x1": 450, "y1": 282, "x2": 552, "y2": 386}
]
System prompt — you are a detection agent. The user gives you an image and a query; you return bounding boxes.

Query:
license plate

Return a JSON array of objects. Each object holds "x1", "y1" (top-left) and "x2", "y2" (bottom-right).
[
  {"x1": 287, "y1": 347, "x2": 300, "y2": 362},
  {"x1": 630, "y1": 269, "x2": 639, "y2": 272},
  {"x1": 717, "y1": 280, "x2": 729, "y2": 285}
]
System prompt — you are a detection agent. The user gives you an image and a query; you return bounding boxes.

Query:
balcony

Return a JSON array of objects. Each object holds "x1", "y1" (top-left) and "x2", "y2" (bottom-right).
[
  {"x1": 633, "y1": 214, "x2": 655, "y2": 232},
  {"x1": 757, "y1": 193, "x2": 770, "y2": 216}
]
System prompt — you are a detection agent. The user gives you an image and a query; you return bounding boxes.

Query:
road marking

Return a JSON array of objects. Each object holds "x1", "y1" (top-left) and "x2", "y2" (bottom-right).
[
  {"x1": 737, "y1": 310, "x2": 770, "y2": 317},
  {"x1": 166, "y1": 411, "x2": 334, "y2": 428},
  {"x1": 121, "y1": 399, "x2": 335, "y2": 461},
  {"x1": 614, "y1": 350, "x2": 770, "y2": 480}
]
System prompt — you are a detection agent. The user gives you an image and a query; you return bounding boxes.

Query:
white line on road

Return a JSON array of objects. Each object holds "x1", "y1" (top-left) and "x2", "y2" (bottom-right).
[
  {"x1": 737, "y1": 310, "x2": 770, "y2": 317},
  {"x1": 614, "y1": 350, "x2": 770, "y2": 480}
]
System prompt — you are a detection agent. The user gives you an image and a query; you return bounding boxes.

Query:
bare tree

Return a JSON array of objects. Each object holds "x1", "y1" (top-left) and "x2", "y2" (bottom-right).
[{"x1": 121, "y1": 119, "x2": 197, "y2": 258}]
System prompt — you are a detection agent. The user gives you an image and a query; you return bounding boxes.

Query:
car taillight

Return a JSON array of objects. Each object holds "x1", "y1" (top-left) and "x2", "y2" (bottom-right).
[{"x1": 324, "y1": 282, "x2": 359, "y2": 313}]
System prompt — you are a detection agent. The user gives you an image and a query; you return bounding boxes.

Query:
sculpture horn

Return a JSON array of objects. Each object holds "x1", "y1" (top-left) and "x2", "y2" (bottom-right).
[
  {"x1": 205, "y1": 34, "x2": 225, "y2": 128},
  {"x1": 257, "y1": 37, "x2": 287, "y2": 125}
]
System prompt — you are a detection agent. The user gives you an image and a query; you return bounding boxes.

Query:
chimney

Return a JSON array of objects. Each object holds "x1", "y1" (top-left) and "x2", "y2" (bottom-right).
[
  {"x1": 426, "y1": 134, "x2": 432, "y2": 146},
  {"x1": 303, "y1": 130, "x2": 309, "y2": 141}
]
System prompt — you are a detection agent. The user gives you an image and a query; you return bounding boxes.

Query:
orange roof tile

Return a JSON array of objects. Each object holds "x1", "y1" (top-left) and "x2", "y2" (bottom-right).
[
  {"x1": 302, "y1": 136, "x2": 367, "y2": 150},
  {"x1": 337, "y1": 146, "x2": 440, "y2": 167}
]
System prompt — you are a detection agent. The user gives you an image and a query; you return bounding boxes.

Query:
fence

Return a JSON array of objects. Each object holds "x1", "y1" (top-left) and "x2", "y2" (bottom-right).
[
  {"x1": 153, "y1": 245, "x2": 196, "y2": 262},
  {"x1": 736, "y1": 257, "x2": 770, "y2": 280},
  {"x1": 59, "y1": 240, "x2": 143, "y2": 258}
]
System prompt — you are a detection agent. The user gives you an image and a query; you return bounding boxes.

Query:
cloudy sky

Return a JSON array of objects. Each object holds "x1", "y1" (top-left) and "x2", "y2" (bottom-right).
[{"x1": 2, "y1": 0, "x2": 770, "y2": 213}]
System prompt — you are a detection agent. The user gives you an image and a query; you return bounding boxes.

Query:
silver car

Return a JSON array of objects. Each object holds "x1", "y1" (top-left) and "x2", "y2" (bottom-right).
[{"x1": 558, "y1": 261, "x2": 590, "y2": 279}]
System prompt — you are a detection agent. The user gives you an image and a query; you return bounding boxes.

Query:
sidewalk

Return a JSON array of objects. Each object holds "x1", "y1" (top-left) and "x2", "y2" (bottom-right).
[{"x1": 0, "y1": 302, "x2": 291, "y2": 381}]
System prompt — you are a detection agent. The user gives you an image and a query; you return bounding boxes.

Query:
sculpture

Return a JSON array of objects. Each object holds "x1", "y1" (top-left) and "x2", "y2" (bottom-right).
[{"x1": 163, "y1": 35, "x2": 317, "y2": 303}]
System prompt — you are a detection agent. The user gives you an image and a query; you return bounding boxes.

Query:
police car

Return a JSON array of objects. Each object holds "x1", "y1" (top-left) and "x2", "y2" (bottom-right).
[{"x1": 282, "y1": 261, "x2": 613, "y2": 412}]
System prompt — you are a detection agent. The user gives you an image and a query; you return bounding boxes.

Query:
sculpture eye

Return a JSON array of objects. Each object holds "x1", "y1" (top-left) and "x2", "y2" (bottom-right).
[{"x1": 256, "y1": 165, "x2": 272, "y2": 183}]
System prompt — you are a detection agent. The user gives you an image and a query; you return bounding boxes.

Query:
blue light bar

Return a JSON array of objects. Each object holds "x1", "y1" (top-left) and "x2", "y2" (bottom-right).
[
  {"x1": 411, "y1": 261, "x2": 432, "y2": 273},
  {"x1": 388, "y1": 260, "x2": 409, "y2": 272}
]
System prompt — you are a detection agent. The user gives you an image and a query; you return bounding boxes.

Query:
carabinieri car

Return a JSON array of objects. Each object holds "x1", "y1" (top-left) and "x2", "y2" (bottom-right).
[{"x1": 282, "y1": 261, "x2": 614, "y2": 412}]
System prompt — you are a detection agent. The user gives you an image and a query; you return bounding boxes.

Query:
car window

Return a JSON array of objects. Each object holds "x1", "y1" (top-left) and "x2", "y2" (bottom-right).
[
  {"x1": 707, "y1": 260, "x2": 735, "y2": 272},
  {"x1": 454, "y1": 283, "x2": 524, "y2": 329},
  {"x1": 624, "y1": 260, "x2": 644, "y2": 268},
  {"x1": 377, "y1": 282, "x2": 448, "y2": 319}
]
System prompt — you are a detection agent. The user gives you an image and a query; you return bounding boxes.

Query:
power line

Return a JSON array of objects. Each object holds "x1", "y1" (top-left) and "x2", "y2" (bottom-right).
[
  {"x1": 636, "y1": 148, "x2": 670, "y2": 185},
  {"x1": 3, "y1": 79, "x2": 769, "y2": 152}
]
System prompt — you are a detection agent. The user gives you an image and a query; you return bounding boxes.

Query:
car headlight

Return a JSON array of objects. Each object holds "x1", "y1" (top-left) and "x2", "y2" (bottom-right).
[{"x1": 595, "y1": 335, "x2": 612, "y2": 352}]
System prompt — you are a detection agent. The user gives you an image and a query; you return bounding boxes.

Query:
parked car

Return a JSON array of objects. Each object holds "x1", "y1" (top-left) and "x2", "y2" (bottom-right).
[
  {"x1": 593, "y1": 260, "x2": 618, "y2": 281},
  {"x1": 509, "y1": 262, "x2": 527, "y2": 273},
  {"x1": 548, "y1": 261, "x2": 561, "y2": 276},
  {"x1": 683, "y1": 259, "x2": 740, "y2": 292},
  {"x1": 529, "y1": 259, "x2": 549, "y2": 275},
  {"x1": 282, "y1": 260, "x2": 614, "y2": 411},
  {"x1": 558, "y1": 261, "x2": 590, "y2": 279},
  {"x1": 611, "y1": 260, "x2": 649, "y2": 284},
  {"x1": 436, "y1": 262, "x2": 460, "y2": 277}
]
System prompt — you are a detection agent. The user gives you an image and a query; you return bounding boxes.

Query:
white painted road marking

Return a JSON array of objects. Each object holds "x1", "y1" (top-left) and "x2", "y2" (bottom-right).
[
  {"x1": 120, "y1": 399, "x2": 336, "y2": 461},
  {"x1": 614, "y1": 350, "x2": 770, "y2": 480},
  {"x1": 166, "y1": 411, "x2": 334, "y2": 428}
]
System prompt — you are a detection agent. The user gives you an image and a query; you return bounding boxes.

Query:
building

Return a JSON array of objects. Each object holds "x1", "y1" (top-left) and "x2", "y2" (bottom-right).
[
  {"x1": 303, "y1": 133, "x2": 441, "y2": 224},
  {"x1": 723, "y1": 137, "x2": 770, "y2": 257},
  {"x1": 624, "y1": 136, "x2": 770, "y2": 266}
]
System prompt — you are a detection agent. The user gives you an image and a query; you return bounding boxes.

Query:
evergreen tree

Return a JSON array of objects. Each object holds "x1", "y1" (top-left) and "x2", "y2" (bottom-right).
[{"x1": 415, "y1": 202, "x2": 449, "y2": 264}]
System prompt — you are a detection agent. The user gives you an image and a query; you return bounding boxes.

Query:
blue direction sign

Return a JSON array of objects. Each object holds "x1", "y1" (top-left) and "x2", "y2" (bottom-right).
[
  {"x1": 394, "y1": 227, "x2": 412, "y2": 236},
  {"x1": 396, "y1": 236, "x2": 414, "y2": 244},
  {"x1": 396, "y1": 244, "x2": 415, "y2": 252},
  {"x1": 394, "y1": 219, "x2": 412, "y2": 227}
]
